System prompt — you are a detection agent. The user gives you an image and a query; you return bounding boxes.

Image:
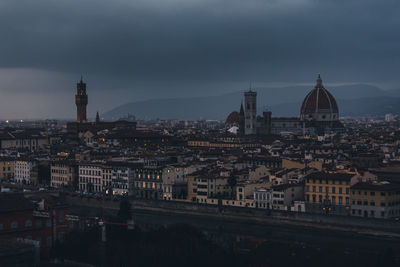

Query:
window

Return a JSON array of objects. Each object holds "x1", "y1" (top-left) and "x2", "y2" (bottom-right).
[
  {"x1": 36, "y1": 219, "x2": 42, "y2": 228},
  {"x1": 11, "y1": 221, "x2": 18, "y2": 229},
  {"x1": 25, "y1": 220, "x2": 32, "y2": 227},
  {"x1": 0, "y1": 223, "x2": 3, "y2": 230},
  {"x1": 332, "y1": 187, "x2": 336, "y2": 194},
  {"x1": 370, "y1": 191, "x2": 375, "y2": 196},
  {"x1": 339, "y1": 187, "x2": 342, "y2": 194}
]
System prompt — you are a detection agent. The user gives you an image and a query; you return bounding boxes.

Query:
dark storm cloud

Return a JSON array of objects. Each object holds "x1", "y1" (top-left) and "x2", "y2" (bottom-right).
[{"x1": 0, "y1": 0, "x2": 399, "y2": 118}]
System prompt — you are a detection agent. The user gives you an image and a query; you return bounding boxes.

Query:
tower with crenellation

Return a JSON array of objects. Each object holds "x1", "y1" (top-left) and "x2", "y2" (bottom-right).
[{"x1": 75, "y1": 77, "x2": 88, "y2": 123}]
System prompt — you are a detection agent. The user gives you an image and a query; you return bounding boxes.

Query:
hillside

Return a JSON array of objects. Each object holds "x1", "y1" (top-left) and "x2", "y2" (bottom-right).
[{"x1": 103, "y1": 84, "x2": 397, "y2": 120}]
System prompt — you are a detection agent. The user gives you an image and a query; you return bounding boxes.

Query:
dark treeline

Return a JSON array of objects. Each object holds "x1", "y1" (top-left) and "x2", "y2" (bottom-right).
[
  {"x1": 50, "y1": 201, "x2": 398, "y2": 267},
  {"x1": 51, "y1": 224, "x2": 397, "y2": 267}
]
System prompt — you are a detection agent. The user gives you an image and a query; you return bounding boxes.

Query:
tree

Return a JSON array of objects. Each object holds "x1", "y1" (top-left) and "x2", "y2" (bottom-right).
[{"x1": 117, "y1": 199, "x2": 132, "y2": 221}]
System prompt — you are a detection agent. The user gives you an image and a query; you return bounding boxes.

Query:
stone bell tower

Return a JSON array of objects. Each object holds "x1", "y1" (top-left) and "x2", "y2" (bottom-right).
[{"x1": 75, "y1": 76, "x2": 88, "y2": 123}]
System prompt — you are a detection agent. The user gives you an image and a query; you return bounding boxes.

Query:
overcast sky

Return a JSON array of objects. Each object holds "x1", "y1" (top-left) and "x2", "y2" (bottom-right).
[{"x1": 0, "y1": 0, "x2": 399, "y2": 119}]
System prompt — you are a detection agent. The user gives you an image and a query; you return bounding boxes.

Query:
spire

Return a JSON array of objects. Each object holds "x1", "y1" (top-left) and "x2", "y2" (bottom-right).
[
  {"x1": 96, "y1": 111, "x2": 100, "y2": 123},
  {"x1": 239, "y1": 102, "x2": 244, "y2": 115},
  {"x1": 80, "y1": 75, "x2": 83, "y2": 84},
  {"x1": 316, "y1": 72, "x2": 323, "y2": 87}
]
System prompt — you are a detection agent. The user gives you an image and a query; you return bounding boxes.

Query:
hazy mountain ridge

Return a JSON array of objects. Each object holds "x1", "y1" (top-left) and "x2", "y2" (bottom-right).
[{"x1": 103, "y1": 84, "x2": 399, "y2": 120}]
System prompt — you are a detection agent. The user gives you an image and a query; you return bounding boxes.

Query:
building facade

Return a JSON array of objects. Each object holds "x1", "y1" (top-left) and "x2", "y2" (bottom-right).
[
  {"x1": 78, "y1": 163, "x2": 103, "y2": 193},
  {"x1": 350, "y1": 181, "x2": 400, "y2": 219},
  {"x1": 14, "y1": 160, "x2": 37, "y2": 185},
  {"x1": 0, "y1": 158, "x2": 14, "y2": 180},
  {"x1": 305, "y1": 172, "x2": 357, "y2": 215},
  {"x1": 254, "y1": 188, "x2": 272, "y2": 209},
  {"x1": 111, "y1": 165, "x2": 133, "y2": 196},
  {"x1": 50, "y1": 161, "x2": 78, "y2": 189},
  {"x1": 133, "y1": 167, "x2": 163, "y2": 199}
]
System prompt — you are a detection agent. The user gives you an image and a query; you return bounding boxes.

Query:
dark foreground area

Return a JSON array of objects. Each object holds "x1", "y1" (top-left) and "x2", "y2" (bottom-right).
[
  {"x1": 46, "y1": 200, "x2": 400, "y2": 267},
  {"x1": 50, "y1": 224, "x2": 398, "y2": 267}
]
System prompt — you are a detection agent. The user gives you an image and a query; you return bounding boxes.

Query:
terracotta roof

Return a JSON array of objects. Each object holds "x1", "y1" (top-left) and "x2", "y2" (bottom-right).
[
  {"x1": 351, "y1": 181, "x2": 400, "y2": 191},
  {"x1": 300, "y1": 74, "x2": 338, "y2": 116},
  {"x1": 225, "y1": 111, "x2": 240, "y2": 125},
  {"x1": 305, "y1": 171, "x2": 355, "y2": 181}
]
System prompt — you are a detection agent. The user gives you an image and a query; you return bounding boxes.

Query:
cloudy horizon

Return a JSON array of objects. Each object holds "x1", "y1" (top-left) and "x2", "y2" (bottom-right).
[{"x1": 1, "y1": 0, "x2": 400, "y2": 119}]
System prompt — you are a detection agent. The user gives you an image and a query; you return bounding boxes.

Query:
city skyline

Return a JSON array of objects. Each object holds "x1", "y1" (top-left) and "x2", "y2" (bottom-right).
[{"x1": 2, "y1": 1, "x2": 400, "y2": 266}]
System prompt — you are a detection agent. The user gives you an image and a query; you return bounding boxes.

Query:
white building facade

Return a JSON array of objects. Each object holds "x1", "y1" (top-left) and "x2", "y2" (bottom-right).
[
  {"x1": 78, "y1": 164, "x2": 103, "y2": 193},
  {"x1": 14, "y1": 160, "x2": 36, "y2": 184}
]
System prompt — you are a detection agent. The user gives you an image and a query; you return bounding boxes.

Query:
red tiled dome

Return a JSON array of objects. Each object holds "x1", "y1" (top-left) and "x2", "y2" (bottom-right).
[
  {"x1": 226, "y1": 111, "x2": 240, "y2": 125},
  {"x1": 300, "y1": 74, "x2": 338, "y2": 121}
]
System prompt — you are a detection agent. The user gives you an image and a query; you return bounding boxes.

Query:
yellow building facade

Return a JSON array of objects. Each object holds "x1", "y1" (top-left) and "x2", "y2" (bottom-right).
[
  {"x1": 0, "y1": 159, "x2": 14, "y2": 180},
  {"x1": 350, "y1": 181, "x2": 400, "y2": 219},
  {"x1": 305, "y1": 172, "x2": 358, "y2": 214}
]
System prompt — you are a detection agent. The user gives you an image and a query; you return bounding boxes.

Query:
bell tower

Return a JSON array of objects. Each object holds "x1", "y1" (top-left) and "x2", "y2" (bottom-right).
[
  {"x1": 244, "y1": 90, "x2": 257, "y2": 135},
  {"x1": 75, "y1": 76, "x2": 88, "y2": 123}
]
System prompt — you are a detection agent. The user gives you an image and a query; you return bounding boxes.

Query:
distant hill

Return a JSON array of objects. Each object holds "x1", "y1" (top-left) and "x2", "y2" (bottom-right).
[
  {"x1": 103, "y1": 84, "x2": 396, "y2": 120},
  {"x1": 269, "y1": 97, "x2": 400, "y2": 117}
]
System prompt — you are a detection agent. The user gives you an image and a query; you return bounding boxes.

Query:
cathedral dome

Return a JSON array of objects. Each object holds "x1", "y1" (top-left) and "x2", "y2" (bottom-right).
[
  {"x1": 300, "y1": 74, "x2": 339, "y2": 121},
  {"x1": 226, "y1": 111, "x2": 240, "y2": 125}
]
